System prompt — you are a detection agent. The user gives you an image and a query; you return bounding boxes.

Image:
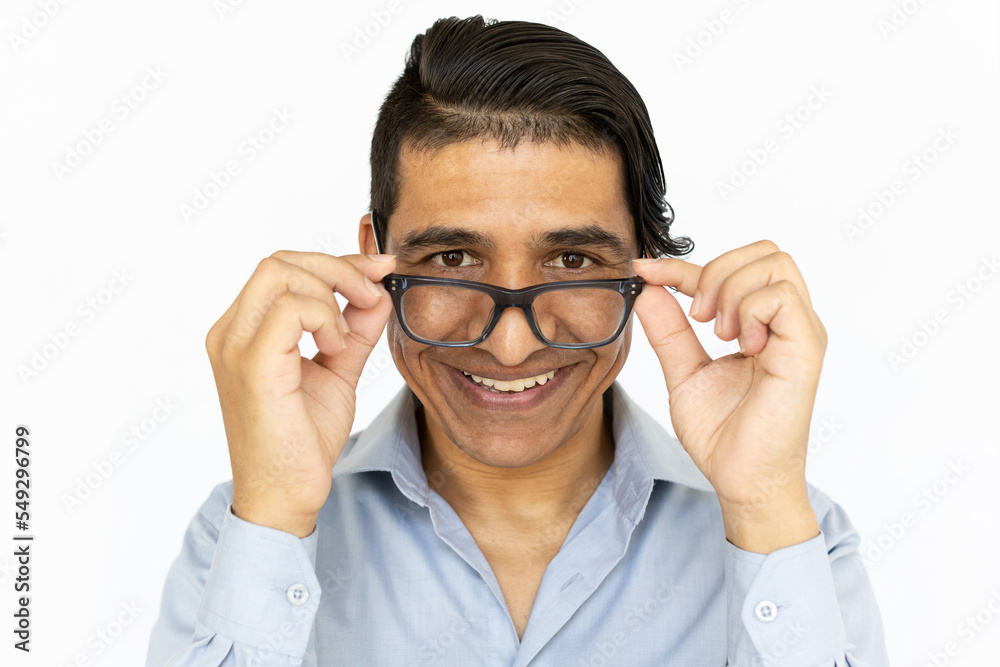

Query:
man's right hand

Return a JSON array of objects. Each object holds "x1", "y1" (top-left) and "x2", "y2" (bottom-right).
[{"x1": 204, "y1": 251, "x2": 397, "y2": 537}]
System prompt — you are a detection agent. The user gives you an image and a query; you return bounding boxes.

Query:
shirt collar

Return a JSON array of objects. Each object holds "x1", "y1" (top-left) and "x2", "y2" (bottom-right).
[{"x1": 332, "y1": 381, "x2": 714, "y2": 515}]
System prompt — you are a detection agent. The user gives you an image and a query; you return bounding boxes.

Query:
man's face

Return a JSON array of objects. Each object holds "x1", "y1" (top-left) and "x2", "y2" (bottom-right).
[{"x1": 373, "y1": 137, "x2": 637, "y2": 468}]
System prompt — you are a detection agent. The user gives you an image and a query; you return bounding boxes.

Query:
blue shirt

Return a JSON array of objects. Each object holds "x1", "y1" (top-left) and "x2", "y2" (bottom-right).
[{"x1": 146, "y1": 382, "x2": 888, "y2": 666}]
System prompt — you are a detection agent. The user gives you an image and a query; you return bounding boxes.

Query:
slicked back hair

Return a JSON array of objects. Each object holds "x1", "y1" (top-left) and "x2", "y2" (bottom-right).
[{"x1": 368, "y1": 15, "x2": 693, "y2": 259}]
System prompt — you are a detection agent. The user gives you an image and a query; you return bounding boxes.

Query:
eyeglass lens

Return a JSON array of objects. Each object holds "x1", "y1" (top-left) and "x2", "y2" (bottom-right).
[{"x1": 399, "y1": 284, "x2": 626, "y2": 345}]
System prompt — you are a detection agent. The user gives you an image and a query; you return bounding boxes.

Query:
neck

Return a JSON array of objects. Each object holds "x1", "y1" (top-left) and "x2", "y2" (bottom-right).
[{"x1": 418, "y1": 393, "x2": 615, "y2": 528}]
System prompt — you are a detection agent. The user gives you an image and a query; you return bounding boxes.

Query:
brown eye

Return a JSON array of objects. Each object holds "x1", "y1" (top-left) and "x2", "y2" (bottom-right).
[
  {"x1": 433, "y1": 250, "x2": 470, "y2": 268},
  {"x1": 557, "y1": 252, "x2": 592, "y2": 269}
]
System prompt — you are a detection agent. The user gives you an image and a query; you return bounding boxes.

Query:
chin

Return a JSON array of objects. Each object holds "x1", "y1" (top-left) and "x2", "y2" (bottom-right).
[{"x1": 445, "y1": 425, "x2": 561, "y2": 468}]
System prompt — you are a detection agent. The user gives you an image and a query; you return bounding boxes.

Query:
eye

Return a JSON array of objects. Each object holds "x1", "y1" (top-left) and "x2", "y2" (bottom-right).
[
  {"x1": 549, "y1": 252, "x2": 594, "y2": 269},
  {"x1": 431, "y1": 250, "x2": 475, "y2": 268}
]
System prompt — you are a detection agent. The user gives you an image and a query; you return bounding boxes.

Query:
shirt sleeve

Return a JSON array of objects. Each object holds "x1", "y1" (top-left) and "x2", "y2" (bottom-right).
[
  {"x1": 723, "y1": 488, "x2": 890, "y2": 666},
  {"x1": 145, "y1": 481, "x2": 323, "y2": 666}
]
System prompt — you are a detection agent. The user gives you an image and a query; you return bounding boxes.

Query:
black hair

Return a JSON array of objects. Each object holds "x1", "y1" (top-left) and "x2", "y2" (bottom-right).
[{"x1": 368, "y1": 15, "x2": 693, "y2": 259}]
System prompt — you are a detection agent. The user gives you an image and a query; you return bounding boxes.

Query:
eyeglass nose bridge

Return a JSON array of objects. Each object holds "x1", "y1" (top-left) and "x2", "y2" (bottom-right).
[{"x1": 481, "y1": 301, "x2": 544, "y2": 345}]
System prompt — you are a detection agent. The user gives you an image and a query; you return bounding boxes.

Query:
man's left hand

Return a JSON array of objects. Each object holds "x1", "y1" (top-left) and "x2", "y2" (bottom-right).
[{"x1": 630, "y1": 240, "x2": 826, "y2": 553}]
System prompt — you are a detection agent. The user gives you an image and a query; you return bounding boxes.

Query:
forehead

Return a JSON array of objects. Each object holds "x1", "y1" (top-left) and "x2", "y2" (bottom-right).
[{"x1": 393, "y1": 137, "x2": 633, "y2": 245}]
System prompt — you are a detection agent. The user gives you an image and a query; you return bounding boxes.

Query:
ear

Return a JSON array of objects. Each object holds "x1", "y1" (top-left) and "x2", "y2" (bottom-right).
[{"x1": 358, "y1": 213, "x2": 378, "y2": 255}]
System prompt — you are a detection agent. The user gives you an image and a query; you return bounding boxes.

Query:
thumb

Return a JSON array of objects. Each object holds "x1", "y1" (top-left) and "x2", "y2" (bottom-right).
[{"x1": 632, "y1": 282, "x2": 712, "y2": 395}]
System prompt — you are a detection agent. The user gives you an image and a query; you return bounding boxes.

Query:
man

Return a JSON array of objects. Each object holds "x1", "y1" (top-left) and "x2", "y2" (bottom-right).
[{"x1": 147, "y1": 15, "x2": 888, "y2": 666}]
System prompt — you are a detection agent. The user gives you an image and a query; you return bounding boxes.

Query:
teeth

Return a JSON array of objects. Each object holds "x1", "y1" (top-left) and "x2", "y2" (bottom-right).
[{"x1": 462, "y1": 369, "x2": 557, "y2": 393}]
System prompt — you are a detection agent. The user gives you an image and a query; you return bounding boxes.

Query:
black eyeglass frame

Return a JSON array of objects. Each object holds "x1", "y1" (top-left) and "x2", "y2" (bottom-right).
[{"x1": 382, "y1": 273, "x2": 644, "y2": 349}]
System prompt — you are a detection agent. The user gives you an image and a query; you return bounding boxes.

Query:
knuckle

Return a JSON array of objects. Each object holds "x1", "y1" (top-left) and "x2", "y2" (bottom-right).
[
  {"x1": 256, "y1": 255, "x2": 282, "y2": 277},
  {"x1": 270, "y1": 290, "x2": 297, "y2": 309},
  {"x1": 757, "y1": 239, "x2": 780, "y2": 252},
  {"x1": 205, "y1": 322, "x2": 219, "y2": 351}
]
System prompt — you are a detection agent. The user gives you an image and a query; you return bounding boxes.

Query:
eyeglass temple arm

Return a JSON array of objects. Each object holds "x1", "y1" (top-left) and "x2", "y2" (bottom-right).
[{"x1": 371, "y1": 210, "x2": 385, "y2": 255}]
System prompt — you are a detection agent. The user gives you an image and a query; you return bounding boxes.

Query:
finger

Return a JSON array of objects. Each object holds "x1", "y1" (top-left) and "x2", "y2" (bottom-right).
[
  {"x1": 312, "y1": 281, "x2": 395, "y2": 383},
  {"x1": 268, "y1": 250, "x2": 396, "y2": 311},
  {"x1": 227, "y1": 253, "x2": 395, "y2": 347},
  {"x1": 225, "y1": 257, "x2": 345, "y2": 347},
  {"x1": 642, "y1": 240, "x2": 788, "y2": 324},
  {"x1": 631, "y1": 257, "x2": 704, "y2": 298},
  {"x1": 311, "y1": 258, "x2": 397, "y2": 382},
  {"x1": 713, "y1": 251, "x2": 813, "y2": 341},
  {"x1": 246, "y1": 292, "x2": 348, "y2": 379},
  {"x1": 734, "y1": 280, "x2": 825, "y2": 373},
  {"x1": 632, "y1": 281, "x2": 712, "y2": 395}
]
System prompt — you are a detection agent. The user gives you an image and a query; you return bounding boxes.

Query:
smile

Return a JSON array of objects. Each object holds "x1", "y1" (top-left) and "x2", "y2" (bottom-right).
[{"x1": 461, "y1": 369, "x2": 556, "y2": 393}]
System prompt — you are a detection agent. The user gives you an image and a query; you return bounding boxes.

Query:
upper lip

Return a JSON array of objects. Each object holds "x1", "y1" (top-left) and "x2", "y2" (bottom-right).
[{"x1": 454, "y1": 366, "x2": 563, "y2": 381}]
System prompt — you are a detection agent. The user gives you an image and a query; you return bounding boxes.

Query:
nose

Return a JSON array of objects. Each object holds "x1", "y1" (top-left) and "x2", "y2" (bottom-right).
[{"x1": 476, "y1": 304, "x2": 547, "y2": 366}]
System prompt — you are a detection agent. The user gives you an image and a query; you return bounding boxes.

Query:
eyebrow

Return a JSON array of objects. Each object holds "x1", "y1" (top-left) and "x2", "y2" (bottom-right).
[
  {"x1": 531, "y1": 225, "x2": 633, "y2": 261},
  {"x1": 398, "y1": 226, "x2": 497, "y2": 253},
  {"x1": 396, "y1": 223, "x2": 633, "y2": 261}
]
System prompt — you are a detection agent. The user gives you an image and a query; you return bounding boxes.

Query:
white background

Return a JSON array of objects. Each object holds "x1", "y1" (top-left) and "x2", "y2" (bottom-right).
[{"x1": 2, "y1": 0, "x2": 998, "y2": 665}]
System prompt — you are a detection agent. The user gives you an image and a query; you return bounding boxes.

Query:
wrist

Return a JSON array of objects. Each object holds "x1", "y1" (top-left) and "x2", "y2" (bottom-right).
[
  {"x1": 718, "y1": 487, "x2": 818, "y2": 554},
  {"x1": 231, "y1": 502, "x2": 318, "y2": 539}
]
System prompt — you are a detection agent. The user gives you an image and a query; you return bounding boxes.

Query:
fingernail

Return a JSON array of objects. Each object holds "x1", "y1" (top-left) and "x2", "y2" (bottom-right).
[
  {"x1": 689, "y1": 291, "x2": 702, "y2": 318},
  {"x1": 339, "y1": 312, "x2": 350, "y2": 334},
  {"x1": 632, "y1": 258, "x2": 658, "y2": 265},
  {"x1": 714, "y1": 310, "x2": 723, "y2": 336},
  {"x1": 341, "y1": 334, "x2": 349, "y2": 351},
  {"x1": 366, "y1": 277, "x2": 383, "y2": 298},
  {"x1": 369, "y1": 254, "x2": 396, "y2": 262}
]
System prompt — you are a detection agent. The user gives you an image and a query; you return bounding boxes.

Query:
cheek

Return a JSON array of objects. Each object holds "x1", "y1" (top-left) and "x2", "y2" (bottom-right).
[
  {"x1": 387, "y1": 319, "x2": 432, "y2": 383},
  {"x1": 592, "y1": 324, "x2": 631, "y2": 378}
]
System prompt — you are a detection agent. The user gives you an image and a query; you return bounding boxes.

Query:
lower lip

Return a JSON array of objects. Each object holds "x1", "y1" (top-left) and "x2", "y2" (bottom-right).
[{"x1": 447, "y1": 364, "x2": 567, "y2": 411}]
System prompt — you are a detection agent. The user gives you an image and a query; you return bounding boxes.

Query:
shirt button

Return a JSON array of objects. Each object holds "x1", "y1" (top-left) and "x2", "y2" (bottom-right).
[
  {"x1": 754, "y1": 600, "x2": 778, "y2": 622},
  {"x1": 286, "y1": 583, "x2": 310, "y2": 605}
]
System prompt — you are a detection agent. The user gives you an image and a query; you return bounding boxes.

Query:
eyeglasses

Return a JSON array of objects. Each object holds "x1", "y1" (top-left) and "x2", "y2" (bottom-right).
[
  {"x1": 382, "y1": 273, "x2": 643, "y2": 349},
  {"x1": 370, "y1": 209, "x2": 643, "y2": 348}
]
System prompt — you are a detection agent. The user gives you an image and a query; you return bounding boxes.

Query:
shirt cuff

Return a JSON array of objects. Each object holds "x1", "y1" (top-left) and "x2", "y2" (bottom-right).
[
  {"x1": 724, "y1": 529, "x2": 848, "y2": 665},
  {"x1": 195, "y1": 502, "x2": 322, "y2": 658}
]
